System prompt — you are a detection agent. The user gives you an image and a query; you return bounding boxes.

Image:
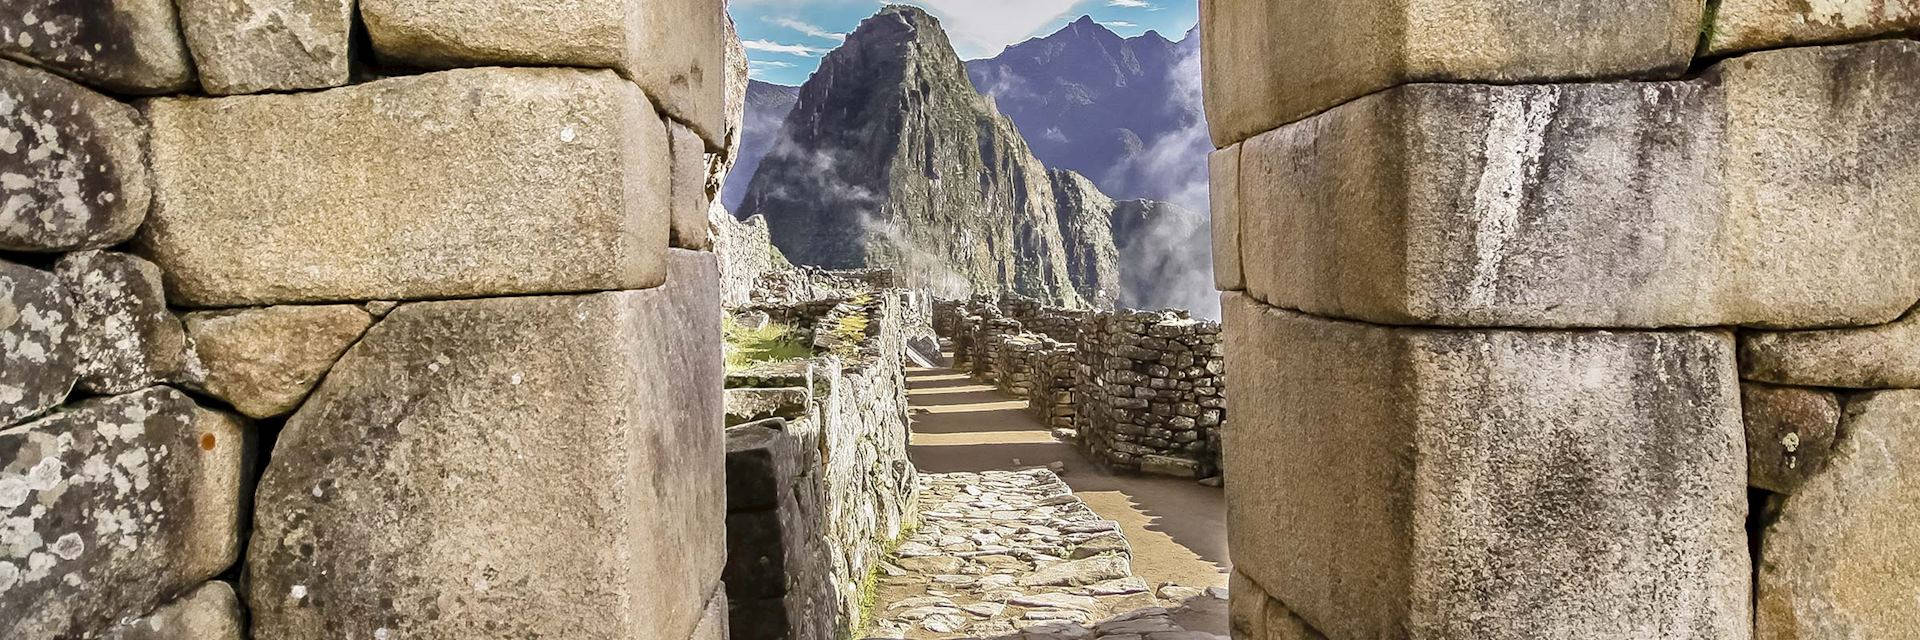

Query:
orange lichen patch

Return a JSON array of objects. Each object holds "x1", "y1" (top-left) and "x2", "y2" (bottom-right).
[{"x1": 200, "y1": 433, "x2": 218, "y2": 451}]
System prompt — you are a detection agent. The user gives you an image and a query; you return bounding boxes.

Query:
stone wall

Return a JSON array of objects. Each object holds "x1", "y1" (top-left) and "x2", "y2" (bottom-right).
[
  {"x1": 1206, "y1": 3, "x2": 1920, "y2": 639},
  {"x1": 3, "y1": 2, "x2": 733, "y2": 639},
  {"x1": 722, "y1": 292, "x2": 919, "y2": 639},
  {"x1": 937, "y1": 297, "x2": 1227, "y2": 478}
]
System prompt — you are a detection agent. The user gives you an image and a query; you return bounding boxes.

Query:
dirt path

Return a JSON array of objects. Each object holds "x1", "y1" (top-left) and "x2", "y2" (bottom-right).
[{"x1": 899, "y1": 363, "x2": 1230, "y2": 634}]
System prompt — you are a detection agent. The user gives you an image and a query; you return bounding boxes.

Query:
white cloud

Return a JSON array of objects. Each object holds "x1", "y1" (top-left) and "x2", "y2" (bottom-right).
[
  {"x1": 903, "y1": 0, "x2": 1090, "y2": 58},
  {"x1": 750, "y1": 60, "x2": 798, "y2": 68},
  {"x1": 769, "y1": 16, "x2": 847, "y2": 41},
  {"x1": 1100, "y1": 20, "x2": 1138, "y2": 28},
  {"x1": 1107, "y1": 0, "x2": 1156, "y2": 7},
  {"x1": 742, "y1": 39, "x2": 828, "y2": 56}
]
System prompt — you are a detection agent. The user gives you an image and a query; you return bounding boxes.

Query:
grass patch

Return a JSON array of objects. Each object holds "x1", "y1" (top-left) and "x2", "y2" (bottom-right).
[{"x1": 724, "y1": 318, "x2": 813, "y2": 371}]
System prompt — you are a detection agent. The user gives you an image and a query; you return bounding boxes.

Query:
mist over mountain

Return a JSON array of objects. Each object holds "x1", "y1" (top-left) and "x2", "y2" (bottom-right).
[{"x1": 721, "y1": 80, "x2": 801, "y2": 211}]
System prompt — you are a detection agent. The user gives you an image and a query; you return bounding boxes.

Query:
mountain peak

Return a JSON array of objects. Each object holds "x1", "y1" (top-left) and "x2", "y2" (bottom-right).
[{"x1": 1071, "y1": 14, "x2": 1099, "y2": 27}]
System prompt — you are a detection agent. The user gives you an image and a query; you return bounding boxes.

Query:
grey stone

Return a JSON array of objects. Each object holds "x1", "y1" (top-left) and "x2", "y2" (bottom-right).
[
  {"x1": 1240, "y1": 40, "x2": 1920, "y2": 330},
  {"x1": 724, "y1": 387, "x2": 811, "y2": 427},
  {"x1": 102, "y1": 581, "x2": 245, "y2": 640},
  {"x1": 1018, "y1": 556, "x2": 1132, "y2": 587},
  {"x1": 691, "y1": 588, "x2": 728, "y2": 640},
  {"x1": 0, "y1": 387, "x2": 247, "y2": 640},
  {"x1": 1139, "y1": 455, "x2": 1198, "y2": 478},
  {"x1": 1742, "y1": 383, "x2": 1841, "y2": 495},
  {"x1": 176, "y1": 0, "x2": 352, "y2": 94},
  {"x1": 140, "y1": 66, "x2": 670, "y2": 307},
  {"x1": 1757, "y1": 390, "x2": 1920, "y2": 640},
  {"x1": 1209, "y1": 144, "x2": 1242, "y2": 291},
  {"x1": 1201, "y1": 0, "x2": 1702, "y2": 145},
  {"x1": 360, "y1": 0, "x2": 728, "y2": 148},
  {"x1": 1741, "y1": 307, "x2": 1920, "y2": 389},
  {"x1": 1, "y1": 259, "x2": 76, "y2": 426},
  {"x1": 1067, "y1": 533, "x2": 1129, "y2": 560},
  {"x1": 1707, "y1": 0, "x2": 1920, "y2": 55},
  {"x1": 246, "y1": 253, "x2": 724, "y2": 640},
  {"x1": 55, "y1": 251, "x2": 188, "y2": 394},
  {"x1": 0, "y1": 0, "x2": 195, "y2": 93},
  {"x1": 1223, "y1": 293, "x2": 1749, "y2": 640},
  {"x1": 0, "y1": 60, "x2": 150, "y2": 252},
  {"x1": 670, "y1": 119, "x2": 713, "y2": 250},
  {"x1": 181, "y1": 304, "x2": 373, "y2": 418}
]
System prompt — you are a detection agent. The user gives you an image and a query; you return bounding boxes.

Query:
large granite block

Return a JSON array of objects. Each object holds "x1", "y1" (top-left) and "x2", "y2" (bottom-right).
[
  {"x1": 1742, "y1": 383, "x2": 1842, "y2": 495},
  {"x1": 1757, "y1": 390, "x2": 1920, "y2": 640},
  {"x1": 1222, "y1": 293, "x2": 1749, "y2": 640},
  {"x1": 1, "y1": 388, "x2": 246, "y2": 640},
  {"x1": 0, "y1": 60, "x2": 150, "y2": 252},
  {"x1": 103, "y1": 581, "x2": 245, "y2": 640},
  {"x1": 1707, "y1": 0, "x2": 1920, "y2": 55},
  {"x1": 1201, "y1": 0, "x2": 1702, "y2": 145},
  {"x1": 181, "y1": 304, "x2": 373, "y2": 418},
  {"x1": 2, "y1": 259, "x2": 77, "y2": 426},
  {"x1": 55, "y1": 251, "x2": 188, "y2": 394},
  {"x1": 141, "y1": 66, "x2": 670, "y2": 307},
  {"x1": 246, "y1": 252, "x2": 723, "y2": 640},
  {"x1": 0, "y1": 0, "x2": 195, "y2": 93},
  {"x1": 1240, "y1": 41, "x2": 1920, "y2": 329},
  {"x1": 176, "y1": 0, "x2": 353, "y2": 94},
  {"x1": 1210, "y1": 144, "x2": 1242, "y2": 292},
  {"x1": 360, "y1": 0, "x2": 728, "y2": 148},
  {"x1": 1741, "y1": 307, "x2": 1920, "y2": 389}
]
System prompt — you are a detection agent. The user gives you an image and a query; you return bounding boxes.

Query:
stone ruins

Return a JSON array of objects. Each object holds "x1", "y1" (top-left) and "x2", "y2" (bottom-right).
[{"x1": 1207, "y1": 1, "x2": 1920, "y2": 639}]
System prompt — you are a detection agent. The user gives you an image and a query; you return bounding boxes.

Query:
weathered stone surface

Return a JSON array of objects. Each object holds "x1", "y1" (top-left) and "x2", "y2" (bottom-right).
[
  {"x1": 0, "y1": 0, "x2": 195, "y2": 93},
  {"x1": 1201, "y1": 0, "x2": 1702, "y2": 145},
  {"x1": 1707, "y1": 0, "x2": 1920, "y2": 55},
  {"x1": 140, "y1": 66, "x2": 670, "y2": 307},
  {"x1": 1743, "y1": 383, "x2": 1841, "y2": 495},
  {"x1": 181, "y1": 304, "x2": 373, "y2": 418},
  {"x1": 670, "y1": 120, "x2": 713, "y2": 250},
  {"x1": 102, "y1": 581, "x2": 245, "y2": 640},
  {"x1": 0, "y1": 387, "x2": 246, "y2": 640},
  {"x1": 691, "y1": 588, "x2": 728, "y2": 640},
  {"x1": 176, "y1": 0, "x2": 352, "y2": 95},
  {"x1": 55, "y1": 251, "x2": 188, "y2": 395},
  {"x1": 1210, "y1": 144, "x2": 1242, "y2": 292},
  {"x1": 1758, "y1": 390, "x2": 1920, "y2": 640},
  {"x1": 360, "y1": 0, "x2": 728, "y2": 148},
  {"x1": 1223, "y1": 293, "x2": 1749, "y2": 640},
  {"x1": 247, "y1": 253, "x2": 723, "y2": 640},
  {"x1": 1, "y1": 259, "x2": 76, "y2": 426},
  {"x1": 0, "y1": 60, "x2": 150, "y2": 252},
  {"x1": 1741, "y1": 307, "x2": 1920, "y2": 388},
  {"x1": 1241, "y1": 41, "x2": 1920, "y2": 329}
]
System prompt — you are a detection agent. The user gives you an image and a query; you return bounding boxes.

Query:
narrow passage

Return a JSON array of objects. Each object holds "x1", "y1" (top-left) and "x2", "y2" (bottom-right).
[{"x1": 861, "y1": 362, "x2": 1230, "y2": 638}]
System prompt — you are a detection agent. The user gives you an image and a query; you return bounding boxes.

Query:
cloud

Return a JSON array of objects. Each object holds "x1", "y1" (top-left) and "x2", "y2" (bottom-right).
[
  {"x1": 1100, "y1": 20, "x2": 1138, "y2": 28},
  {"x1": 1106, "y1": 0, "x2": 1157, "y2": 7},
  {"x1": 742, "y1": 39, "x2": 828, "y2": 56},
  {"x1": 768, "y1": 16, "x2": 847, "y2": 41},
  {"x1": 751, "y1": 60, "x2": 798, "y2": 68},
  {"x1": 903, "y1": 0, "x2": 1090, "y2": 58}
]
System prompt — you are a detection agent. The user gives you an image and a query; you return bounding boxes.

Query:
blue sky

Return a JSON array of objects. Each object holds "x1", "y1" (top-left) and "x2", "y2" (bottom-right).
[{"x1": 729, "y1": 0, "x2": 1200, "y2": 86}]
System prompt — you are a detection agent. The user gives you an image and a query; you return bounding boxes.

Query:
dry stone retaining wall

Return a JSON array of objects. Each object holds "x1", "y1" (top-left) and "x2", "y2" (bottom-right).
[
  {"x1": 1206, "y1": 3, "x2": 1920, "y2": 639},
  {"x1": 722, "y1": 292, "x2": 920, "y2": 639},
  {"x1": 3, "y1": 3, "x2": 735, "y2": 639},
  {"x1": 937, "y1": 297, "x2": 1227, "y2": 478}
]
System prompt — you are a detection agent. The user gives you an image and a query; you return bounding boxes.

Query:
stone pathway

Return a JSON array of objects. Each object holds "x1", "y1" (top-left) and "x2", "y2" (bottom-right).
[{"x1": 863, "y1": 470, "x2": 1226, "y2": 639}]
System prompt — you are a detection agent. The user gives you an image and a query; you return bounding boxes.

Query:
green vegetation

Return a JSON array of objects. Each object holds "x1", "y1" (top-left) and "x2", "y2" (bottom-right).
[{"x1": 724, "y1": 318, "x2": 813, "y2": 371}]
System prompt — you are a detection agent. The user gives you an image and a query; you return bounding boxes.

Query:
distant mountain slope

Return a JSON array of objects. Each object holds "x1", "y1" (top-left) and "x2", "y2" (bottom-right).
[
  {"x1": 720, "y1": 80, "x2": 800, "y2": 211},
  {"x1": 967, "y1": 17, "x2": 1210, "y2": 209},
  {"x1": 737, "y1": 6, "x2": 1106, "y2": 306}
]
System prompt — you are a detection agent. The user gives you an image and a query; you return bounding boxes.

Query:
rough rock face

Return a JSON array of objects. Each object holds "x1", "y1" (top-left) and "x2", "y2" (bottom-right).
[
  {"x1": 1742, "y1": 383, "x2": 1841, "y2": 495},
  {"x1": 102, "y1": 581, "x2": 245, "y2": 640},
  {"x1": 1201, "y1": 0, "x2": 1702, "y2": 143},
  {"x1": 720, "y1": 80, "x2": 800, "y2": 211},
  {"x1": 55, "y1": 251, "x2": 188, "y2": 395},
  {"x1": 967, "y1": 17, "x2": 1209, "y2": 206},
  {"x1": 1, "y1": 259, "x2": 77, "y2": 426},
  {"x1": 176, "y1": 0, "x2": 353, "y2": 94},
  {"x1": 181, "y1": 304, "x2": 373, "y2": 419},
  {"x1": 1758, "y1": 390, "x2": 1920, "y2": 640},
  {"x1": 0, "y1": 60, "x2": 151, "y2": 252},
  {"x1": 739, "y1": 6, "x2": 1088, "y2": 306},
  {"x1": 360, "y1": 0, "x2": 727, "y2": 147},
  {"x1": 1707, "y1": 0, "x2": 1920, "y2": 55},
  {"x1": 0, "y1": 388, "x2": 246, "y2": 640},
  {"x1": 1238, "y1": 40, "x2": 1920, "y2": 329},
  {"x1": 1048, "y1": 170, "x2": 1123, "y2": 308},
  {"x1": 1223, "y1": 293, "x2": 1749, "y2": 640},
  {"x1": 670, "y1": 121, "x2": 713, "y2": 250},
  {"x1": 0, "y1": 0, "x2": 196, "y2": 93},
  {"x1": 1210, "y1": 145, "x2": 1242, "y2": 291},
  {"x1": 246, "y1": 253, "x2": 723, "y2": 640},
  {"x1": 140, "y1": 66, "x2": 669, "y2": 307},
  {"x1": 1740, "y1": 306, "x2": 1920, "y2": 388}
]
